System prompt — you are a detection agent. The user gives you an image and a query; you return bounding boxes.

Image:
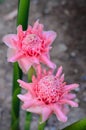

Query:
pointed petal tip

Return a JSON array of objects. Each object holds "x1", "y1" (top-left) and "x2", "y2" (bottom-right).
[
  {"x1": 60, "y1": 73, "x2": 65, "y2": 81},
  {"x1": 2, "y1": 34, "x2": 17, "y2": 48},
  {"x1": 59, "y1": 66, "x2": 63, "y2": 70},
  {"x1": 58, "y1": 114, "x2": 68, "y2": 122},
  {"x1": 65, "y1": 83, "x2": 79, "y2": 92},
  {"x1": 74, "y1": 83, "x2": 79, "y2": 88},
  {"x1": 7, "y1": 58, "x2": 11, "y2": 62},
  {"x1": 17, "y1": 25, "x2": 23, "y2": 31},
  {"x1": 50, "y1": 63, "x2": 56, "y2": 70},
  {"x1": 35, "y1": 19, "x2": 40, "y2": 23},
  {"x1": 62, "y1": 116, "x2": 67, "y2": 122},
  {"x1": 2, "y1": 35, "x2": 9, "y2": 43},
  {"x1": 17, "y1": 79, "x2": 25, "y2": 87},
  {"x1": 56, "y1": 65, "x2": 63, "y2": 77},
  {"x1": 7, "y1": 57, "x2": 15, "y2": 62},
  {"x1": 17, "y1": 94, "x2": 22, "y2": 99},
  {"x1": 57, "y1": 113, "x2": 68, "y2": 122},
  {"x1": 72, "y1": 102, "x2": 78, "y2": 107},
  {"x1": 17, "y1": 79, "x2": 22, "y2": 83},
  {"x1": 17, "y1": 79, "x2": 24, "y2": 88},
  {"x1": 40, "y1": 55, "x2": 56, "y2": 70}
]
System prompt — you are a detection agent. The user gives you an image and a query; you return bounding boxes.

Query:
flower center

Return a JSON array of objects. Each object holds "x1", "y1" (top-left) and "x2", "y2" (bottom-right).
[
  {"x1": 22, "y1": 34, "x2": 42, "y2": 56},
  {"x1": 34, "y1": 75, "x2": 62, "y2": 104}
]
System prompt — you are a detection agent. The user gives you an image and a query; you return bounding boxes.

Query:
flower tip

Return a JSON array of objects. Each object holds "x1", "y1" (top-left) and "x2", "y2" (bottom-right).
[
  {"x1": 7, "y1": 58, "x2": 13, "y2": 62},
  {"x1": 52, "y1": 63, "x2": 56, "y2": 70},
  {"x1": 2, "y1": 35, "x2": 9, "y2": 43},
  {"x1": 56, "y1": 65, "x2": 63, "y2": 77},
  {"x1": 54, "y1": 31, "x2": 57, "y2": 38},
  {"x1": 63, "y1": 117, "x2": 68, "y2": 122},
  {"x1": 36, "y1": 19, "x2": 40, "y2": 23},
  {"x1": 17, "y1": 79, "x2": 22, "y2": 84},
  {"x1": 72, "y1": 83, "x2": 79, "y2": 89},
  {"x1": 72, "y1": 103, "x2": 78, "y2": 108},
  {"x1": 75, "y1": 83, "x2": 79, "y2": 88},
  {"x1": 7, "y1": 57, "x2": 16, "y2": 62},
  {"x1": 58, "y1": 115, "x2": 67, "y2": 122},
  {"x1": 50, "y1": 62, "x2": 56, "y2": 70},
  {"x1": 59, "y1": 65, "x2": 63, "y2": 70},
  {"x1": 17, "y1": 94, "x2": 21, "y2": 99},
  {"x1": 17, "y1": 25, "x2": 23, "y2": 32}
]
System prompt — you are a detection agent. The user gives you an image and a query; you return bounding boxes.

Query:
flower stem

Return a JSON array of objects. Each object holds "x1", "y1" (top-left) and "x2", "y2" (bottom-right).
[
  {"x1": 11, "y1": 0, "x2": 30, "y2": 130},
  {"x1": 38, "y1": 116, "x2": 46, "y2": 130},
  {"x1": 24, "y1": 66, "x2": 36, "y2": 130},
  {"x1": 11, "y1": 63, "x2": 22, "y2": 130},
  {"x1": 17, "y1": 0, "x2": 30, "y2": 30}
]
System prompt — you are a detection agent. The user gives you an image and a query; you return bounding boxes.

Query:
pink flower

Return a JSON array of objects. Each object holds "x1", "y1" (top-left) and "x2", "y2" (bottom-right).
[
  {"x1": 17, "y1": 65, "x2": 79, "y2": 123},
  {"x1": 2, "y1": 20, "x2": 56, "y2": 73}
]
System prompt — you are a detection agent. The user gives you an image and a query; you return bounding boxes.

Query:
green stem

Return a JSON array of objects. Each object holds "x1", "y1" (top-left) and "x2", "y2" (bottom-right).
[
  {"x1": 38, "y1": 116, "x2": 46, "y2": 130},
  {"x1": 17, "y1": 0, "x2": 30, "y2": 30},
  {"x1": 24, "y1": 66, "x2": 35, "y2": 130},
  {"x1": 11, "y1": 0, "x2": 30, "y2": 130},
  {"x1": 11, "y1": 63, "x2": 22, "y2": 130}
]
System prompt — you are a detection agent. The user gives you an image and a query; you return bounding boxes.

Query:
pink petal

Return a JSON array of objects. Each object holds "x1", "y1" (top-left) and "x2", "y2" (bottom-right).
[
  {"x1": 27, "y1": 25, "x2": 32, "y2": 33},
  {"x1": 65, "y1": 93, "x2": 76, "y2": 99},
  {"x1": 53, "y1": 104, "x2": 67, "y2": 122},
  {"x1": 40, "y1": 55, "x2": 56, "y2": 69},
  {"x1": 64, "y1": 84, "x2": 79, "y2": 91},
  {"x1": 36, "y1": 64, "x2": 42, "y2": 78},
  {"x1": 2, "y1": 34, "x2": 18, "y2": 48},
  {"x1": 7, "y1": 48, "x2": 16, "y2": 61},
  {"x1": 18, "y1": 57, "x2": 32, "y2": 73},
  {"x1": 60, "y1": 74, "x2": 65, "y2": 82},
  {"x1": 43, "y1": 31, "x2": 57, "y2": 45},
  {"x1": 17, "y1": 94, "x2": 30, "y2": 101},
  {"x1": 22, "y1": 101, "x2": 35, "y2": 109},
  {"x1": 31, "y1": 57, "x2": 39, "y2": 64},
  {"x1": 33, "y1": 20, "x2": 43, "y2": 32},
  {"x1": 18, "y1": 94, "x2": 35, "y2": 109},
  {"x1": 33, "y1": 20, "x2": 39, "y2": 29},
  {"x1": 32, "y1": 75, "x2": 37, "y2": 82},
  {"x1": 40, "y1": 106, "x2": 52, "y2": 123},
  {"x1": 26, "y1": 106, "x2": 42, "y2": 114},
  {"x1": 17, "y1": 25, "x2": 24, "y2": 40},
  {"x1": 17, "y1": 79, "x2": 33, "y2": 93},
  {"x1": 8, "y1": 51, "x2": 24, "y2": 62},
  {"x1": 60, "y1": 105, "x2": 69, "y2": 115},
  {"x1": 60, "y1": 99, "x2": 78, "y2": 107},
  {"x1": 56, "y1": 66, "x2": 63, "y2": 77}
]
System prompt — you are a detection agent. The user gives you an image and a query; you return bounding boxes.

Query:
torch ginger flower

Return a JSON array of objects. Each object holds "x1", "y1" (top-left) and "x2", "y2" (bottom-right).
[
  {"x1": 17, "y1": 65, "x2": 79, "y2": 123},
  {"x1": 2, "y1": 20, "x2": 56, "y2": 73}
]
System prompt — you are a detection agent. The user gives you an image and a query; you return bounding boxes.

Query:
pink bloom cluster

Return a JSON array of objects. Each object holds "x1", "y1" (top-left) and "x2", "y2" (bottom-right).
[
  {"x1": 3, "y1": 20, "x2": 79, "y2": 123},
  {"x1": 18, "y1": 65, "x2": 79, "y2": 123},
  {"x1": 3, "y1": 20, "x2": 56, "y2": 73}
]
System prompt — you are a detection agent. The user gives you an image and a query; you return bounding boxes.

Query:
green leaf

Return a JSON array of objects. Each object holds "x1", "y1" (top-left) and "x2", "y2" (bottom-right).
[{"x1": 62, "y1": 118, "x2": 86, "y2": 130}]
